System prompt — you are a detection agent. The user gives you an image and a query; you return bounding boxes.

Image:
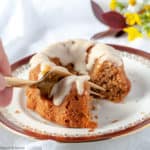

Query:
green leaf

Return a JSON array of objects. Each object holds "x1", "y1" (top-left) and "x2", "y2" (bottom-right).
[{"x1": 116, "y1": 2, "x2": 126, "y2": 11}]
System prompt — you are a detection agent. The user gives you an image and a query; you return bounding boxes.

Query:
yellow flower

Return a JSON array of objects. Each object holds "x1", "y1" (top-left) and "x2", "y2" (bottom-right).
[
  {"x1": 147, "y1": 31, "x2": 150, "y2": 37},
  {"x1": 109, "y1": 0, "x2": 117, "y2": 10},
  {"x1": 128, "y1": 0, "x2": 136, "y2": 6},
  {"x1": 125, "y1": 13, "x2": 141, "y2": 25},
  {"x1": 144, "y1": 5, "x2": 150, "y2": 11},
  {"x1": 123, "y1": 27, "x2": 142, "y2": 41}
]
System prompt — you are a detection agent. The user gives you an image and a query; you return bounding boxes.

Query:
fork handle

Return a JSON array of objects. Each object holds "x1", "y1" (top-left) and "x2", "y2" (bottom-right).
[{"x1": 4, "y1": 76, "x2": 36, "y2": 87}]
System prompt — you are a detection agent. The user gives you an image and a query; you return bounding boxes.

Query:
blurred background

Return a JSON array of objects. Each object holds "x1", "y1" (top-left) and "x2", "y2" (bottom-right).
[{"x1": 0, "y1": 0, "x2": 150, "y2": 149}]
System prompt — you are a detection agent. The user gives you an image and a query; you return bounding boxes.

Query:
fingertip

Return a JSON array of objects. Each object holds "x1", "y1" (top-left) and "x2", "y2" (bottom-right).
[
  {"x1": 0, "y1": 39, "x2": 2, "y2": 45},
  {"x1": 0, "y1": 74, "x2": 6, "y2": 90},
  {"x1": 0, "y1": 40, "x2": 11, "y2": 75},
  {"x1": 0, "y1": 88, "x2": 13, "y2": 107}
]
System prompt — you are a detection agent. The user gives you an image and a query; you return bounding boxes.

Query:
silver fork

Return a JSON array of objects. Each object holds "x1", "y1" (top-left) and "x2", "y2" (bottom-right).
[{"x1": 5, "y1": 70, "x2": 105, "y2": 98}]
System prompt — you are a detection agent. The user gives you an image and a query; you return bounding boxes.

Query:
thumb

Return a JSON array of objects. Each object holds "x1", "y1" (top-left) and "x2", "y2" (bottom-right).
[{"x1": 0, "y1": 73, "x2": 6, "y2": 91}]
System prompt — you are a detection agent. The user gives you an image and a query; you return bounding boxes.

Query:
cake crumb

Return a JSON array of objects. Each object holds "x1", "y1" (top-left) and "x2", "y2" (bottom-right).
[
  {"x1": 43, "y1": 121, "x2": 48, "y2": 124},
  {"x1": 140, "y1": 112, "x2": 145, "y2": 115},
  {"x1": 94, "y1": 115, "x2": 98, "y2": 119},
  {"x1": 88, "y1": 128, "x2": 95, "y2": 132},
  {"x1": 15, "y1": 110, "x2": 20, "y2": 114},
  {"x1": 92, "y1": 105, "x2": 96, "y2": 111},
  {"x1": 111, "y1": 120, "x2": 118, "y2": 123}
]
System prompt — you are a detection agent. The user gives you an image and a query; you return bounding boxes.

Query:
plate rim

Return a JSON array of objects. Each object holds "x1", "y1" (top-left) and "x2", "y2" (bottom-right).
[{"x1": 0, "y1": 44, "x2": 150, "y2": 142}]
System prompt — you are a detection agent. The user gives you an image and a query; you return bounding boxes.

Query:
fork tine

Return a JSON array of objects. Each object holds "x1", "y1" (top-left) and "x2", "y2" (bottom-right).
[
  {"x1": 35, "y1": 69, "x2": 105, "y2": 99},
  {"x1": 49, "y1": 69, "x2": 106, "y2": 92},
  {"x1": 90, "y1": 90, "x2": 104, "y2": 97},
  {"x1": 88, "y1": 81, "x2": 105, "y2": 91}
]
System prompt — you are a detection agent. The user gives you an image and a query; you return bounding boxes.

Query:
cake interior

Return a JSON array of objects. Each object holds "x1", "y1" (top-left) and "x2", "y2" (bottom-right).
[
  {"x1": 90, "y1": 60, "x2": 130, "y2": 102},
  {"x1": 26, "y1": 40, "x2": 131, "y2": 128},
  {"x1": 26, "y1": 65, "x2": 97, "y2": 128}
]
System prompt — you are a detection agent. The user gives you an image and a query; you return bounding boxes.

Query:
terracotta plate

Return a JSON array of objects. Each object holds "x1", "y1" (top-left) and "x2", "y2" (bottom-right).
[{"x1": 0, "y1": 44, "x2": 150, "y2": 142}]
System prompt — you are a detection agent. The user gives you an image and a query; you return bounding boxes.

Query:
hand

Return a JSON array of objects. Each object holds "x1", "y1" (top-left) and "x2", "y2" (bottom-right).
[{"x1": 0, "y1": 41, "x2": 12, "y2": 107}]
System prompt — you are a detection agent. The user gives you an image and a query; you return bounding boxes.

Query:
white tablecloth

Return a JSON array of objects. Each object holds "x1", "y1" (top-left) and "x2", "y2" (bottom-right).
[{"x1": 0, "y1": 0, "x2": 150, "y2": 149}]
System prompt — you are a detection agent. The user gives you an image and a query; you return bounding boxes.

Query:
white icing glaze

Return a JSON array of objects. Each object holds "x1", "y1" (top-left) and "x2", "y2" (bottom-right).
[
  {"x1": 86, "y1": 43, "x2": 122, "y2": 70},
  {"x1": 29, "y1": 53, "x2": 56, "y2": 79},
  {"x1": 42, "y1": 39, "x2": 93, "y2": 74},
  {"x1": 29, "y1": 53, "x2": 55, "y2": 69},
  {"x1": 29, "y1": 39, "x2": 123, "y2": 105},
  {"x1": 50, "y1": 75, "x2": 90, "y2": 106},
  {"x1": 38, "y1": 66, "x2": 69, "y2": 80},
  {"x1": 51, "y1": 66, "x2": 70, "y2": 74}
]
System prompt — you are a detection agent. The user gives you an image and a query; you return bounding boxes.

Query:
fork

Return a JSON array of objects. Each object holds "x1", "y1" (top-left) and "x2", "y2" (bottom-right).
[{"x1": 5, "y1": 69, "x2": 105, "y2": 98}]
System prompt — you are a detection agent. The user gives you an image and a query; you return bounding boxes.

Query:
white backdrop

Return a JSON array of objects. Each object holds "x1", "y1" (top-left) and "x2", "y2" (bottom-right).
[{"x1": 0, "y1": 0, "x2": 150, "y2": 149}]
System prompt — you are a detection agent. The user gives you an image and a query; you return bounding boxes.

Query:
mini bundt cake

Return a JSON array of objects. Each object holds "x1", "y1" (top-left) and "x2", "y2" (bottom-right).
[{"x1": 26, "y1": 39, "x2": 131, "y2": 128}]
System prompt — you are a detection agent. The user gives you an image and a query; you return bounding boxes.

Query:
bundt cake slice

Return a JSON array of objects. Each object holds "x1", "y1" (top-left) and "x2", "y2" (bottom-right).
[
  {"x1": 87, "y1": 43, "x2": 131, "y2": 102},
  {"x1": 26, "y1": 39, "x2": 131, "y2": 128},
  {"x1": 90, "y1": 60, "x2": 130, "y2": 102},
  {"x1": 26, "y1": 65, "x2": 97, "y2": 128}
]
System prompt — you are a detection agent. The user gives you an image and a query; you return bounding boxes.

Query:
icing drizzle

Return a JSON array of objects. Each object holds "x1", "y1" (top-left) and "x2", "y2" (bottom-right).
[
  {"x1": 29, "y1": 39, "x2": 122, "y2": 105},
  {"x1": 50, "y1": 75, "x2": 90, "y2": 106}
]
